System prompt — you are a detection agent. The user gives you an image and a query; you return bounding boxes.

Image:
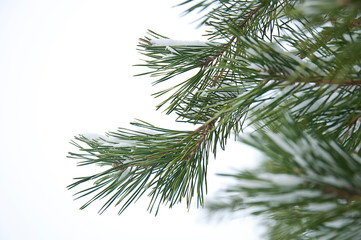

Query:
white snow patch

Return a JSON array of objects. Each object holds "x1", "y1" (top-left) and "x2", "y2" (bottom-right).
[
  {"x1": 257, "y1": 173, "x2": 304, "y2": 187},
  {"x1": 237, "y1": 179, "x2": 272, "y2": 189},
  {"x1": 247, "y1": 47, "x2": 258, "y2": 56},
  {"x1": 263, "y1": 53, "x2": 273, "y2": 61},
  {"x1": 324, "y1": 219, "x2": 351, "y2": 229},
  {"x1": 245, "y1": 189, "x2": 321, "y2": 204},
  {"x1": 343, "y1": 33, "x2": 352, "y2": 42},
  {"x1": 248, "y1": 62, "x2": 262, "y2": 71},
  {"x1": 150, "y1": 39, "x2": 209, "y2": 46},
  {"x1": 354, "y1": 65, "x2": 361, "y2": 72},
  {"x1": 81, "y1": 133, "x2": 133, "y2": 147},
  {"x1": 81, "y1": 133, "x2": 103, "y2": 140},
  {"x1": 165, "y1": 46, "x2": 178, "y2": 54},
  {"x1": 305, "y1": 202, "x2": 337, "y2": 212},
  {"x1": 267, "y1": 132, "x2": 295, "y2": 154},
  {"x1": 317, "y1": 175, "x2": 352, "y2": 190}
]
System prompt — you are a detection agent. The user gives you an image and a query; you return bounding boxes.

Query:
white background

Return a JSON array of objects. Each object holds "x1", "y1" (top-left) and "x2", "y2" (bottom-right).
[{"x1": 0, "y1": 1, "x2": 264, "y2": 239}]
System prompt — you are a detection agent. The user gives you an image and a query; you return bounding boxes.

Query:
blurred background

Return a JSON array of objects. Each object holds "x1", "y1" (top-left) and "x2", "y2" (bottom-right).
[{"x1": 0, "y1": 1, "x2": 264, "y2": 239}]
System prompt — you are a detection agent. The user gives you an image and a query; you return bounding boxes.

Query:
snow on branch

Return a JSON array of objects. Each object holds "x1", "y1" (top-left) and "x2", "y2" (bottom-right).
[{"x1": 150, "y1": 38, "x2": 209, "y2": 46}]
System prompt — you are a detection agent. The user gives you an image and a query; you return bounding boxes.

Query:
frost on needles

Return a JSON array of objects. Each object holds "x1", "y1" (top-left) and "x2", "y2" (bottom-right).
[{"x1": 68, "y1": 1, "x2": 361, "y2": 239}]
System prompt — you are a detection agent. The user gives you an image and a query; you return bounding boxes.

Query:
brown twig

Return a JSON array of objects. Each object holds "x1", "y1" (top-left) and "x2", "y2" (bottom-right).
[
  {"x1": 139, "y1": 38, "x2": 152, "y2": 45},
  {"x1": 211, "y1": 68, "x2": 227, "y2": 85},
  {"x1": 182, "y1": 119, "x2": 217, "y2": 161},
  {"x1": 321, "y1": 185, "x2": 361, "y2": 202}
]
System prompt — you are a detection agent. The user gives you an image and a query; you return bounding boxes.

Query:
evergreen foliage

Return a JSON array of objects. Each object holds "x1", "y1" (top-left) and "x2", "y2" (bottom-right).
[{"x1": 68, "y1": 0, "x2": 361, "y2": 238}]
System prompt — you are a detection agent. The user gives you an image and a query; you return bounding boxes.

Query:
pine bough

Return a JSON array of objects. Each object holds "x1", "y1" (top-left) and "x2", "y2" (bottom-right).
[{"x1": 68, "y1": 0, "x2": 361, "y2": 239}]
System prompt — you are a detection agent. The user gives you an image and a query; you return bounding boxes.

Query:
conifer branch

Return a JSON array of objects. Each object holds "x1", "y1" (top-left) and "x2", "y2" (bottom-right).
[
  {"x1": 299, "y1": 16, "x2": 361, "y2": 59},
  {"x1": 68, "y1": 3, "x2": 361, "y2": 236},
  {"x1": 201, "y1": 6, "x2": 261, "y2": 69}
]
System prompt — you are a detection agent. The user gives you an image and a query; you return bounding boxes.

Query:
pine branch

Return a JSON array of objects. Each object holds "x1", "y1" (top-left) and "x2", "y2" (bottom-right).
[
  {"x1": 208, "y1": 115, "x2": 361, "y2": 239},
  {"x1": 68, "y1": 3, "x2": 361, "y2": 235},
  {"x1": 68, "y1": 120, "x2": 221, "y2": 214}
]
